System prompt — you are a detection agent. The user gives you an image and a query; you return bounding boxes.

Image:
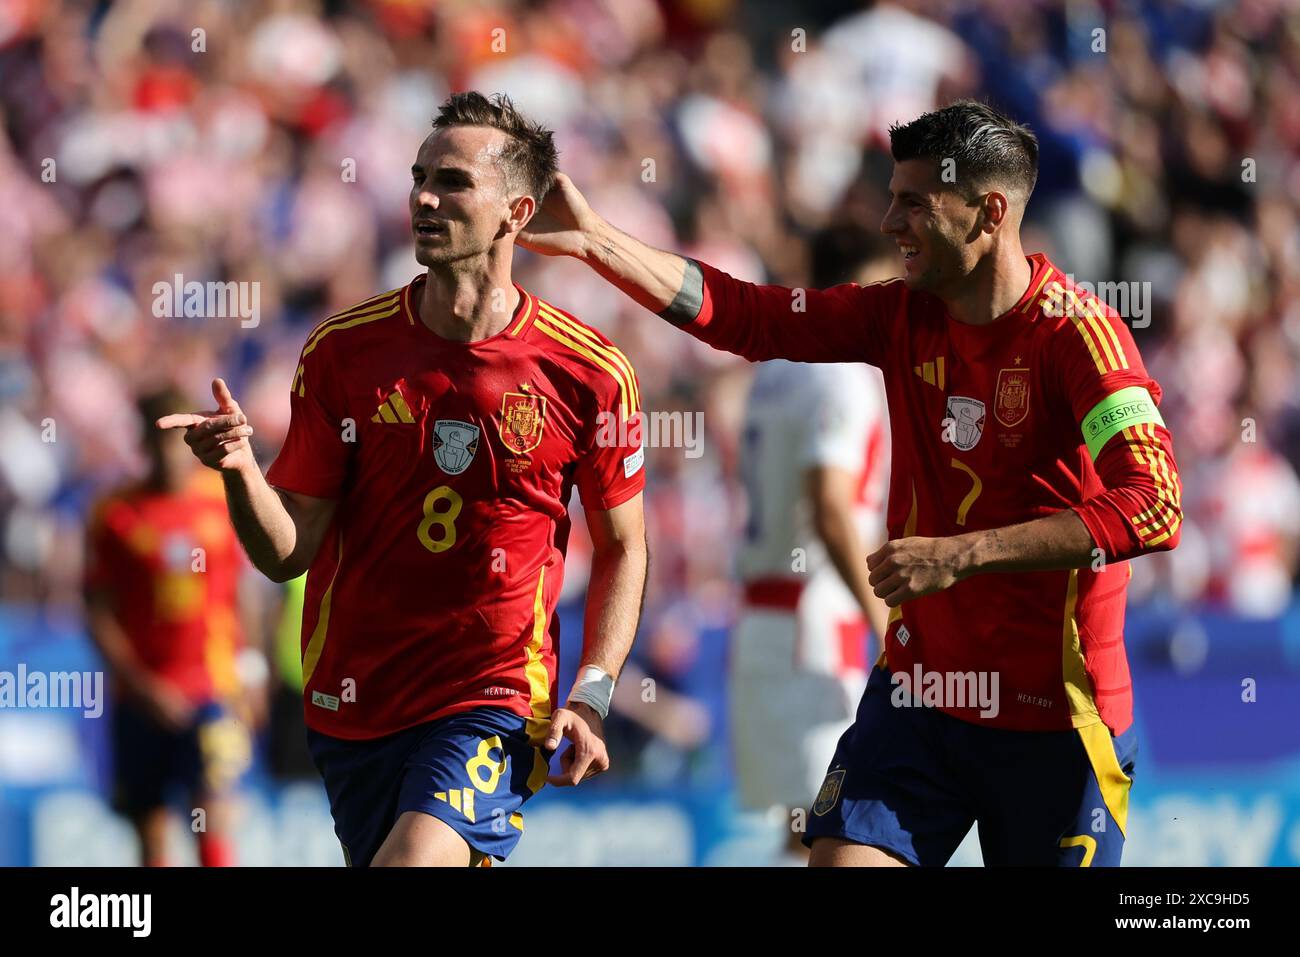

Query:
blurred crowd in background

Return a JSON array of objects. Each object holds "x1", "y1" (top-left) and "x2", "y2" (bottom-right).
[{"x1": 0, "y1": 0, "x2": 1295, "y2": 792}]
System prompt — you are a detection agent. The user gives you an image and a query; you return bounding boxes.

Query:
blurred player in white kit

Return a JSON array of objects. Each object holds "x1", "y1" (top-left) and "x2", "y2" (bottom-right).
[{"x1": 732, "y1": 358, "x2": 891, "y2": 863}]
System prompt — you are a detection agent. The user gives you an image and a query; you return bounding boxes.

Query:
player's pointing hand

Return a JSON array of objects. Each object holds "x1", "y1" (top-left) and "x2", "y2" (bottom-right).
[
  {"x1": 156, "y1": 378, "x2": 256, "y2": 473},
  {"x1": 543, "y1": 703, "x2": 610, "y2": 786}
]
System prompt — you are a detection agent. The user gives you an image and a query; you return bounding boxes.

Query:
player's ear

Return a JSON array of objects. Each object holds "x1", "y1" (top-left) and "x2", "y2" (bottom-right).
[
  {"x1": 980, "y1": 190, "x2": 1010, "y2": 235},
  {"x1": 506, "y1": 194, "x2": 537, "y2": 234}
]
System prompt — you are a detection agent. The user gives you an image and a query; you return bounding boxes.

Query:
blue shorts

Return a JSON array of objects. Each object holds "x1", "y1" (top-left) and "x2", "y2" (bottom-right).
[
  {"x1": 306, "y1": 707, "x2": 549, "y2": 866},
  {"x1": 804, "y1": 665, "x2": 1138, "y2": 866},
  {"x1": 112, "y1": 699, "x2": 251, "y2": 816}
]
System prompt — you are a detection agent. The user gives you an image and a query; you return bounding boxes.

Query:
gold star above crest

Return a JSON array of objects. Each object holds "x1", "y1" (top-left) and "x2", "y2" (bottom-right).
[{"x1": 519, "y1": 382, "x2": 531, "y2": 392}]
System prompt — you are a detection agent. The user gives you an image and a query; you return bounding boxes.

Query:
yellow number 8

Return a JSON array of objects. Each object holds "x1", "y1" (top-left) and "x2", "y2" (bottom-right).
[
  {"x1": 417, "y1": 485, "x2": 463, "y2": 553},
  {"x1": 466, "y1": 735, "x2": 507, "y2": 794}
]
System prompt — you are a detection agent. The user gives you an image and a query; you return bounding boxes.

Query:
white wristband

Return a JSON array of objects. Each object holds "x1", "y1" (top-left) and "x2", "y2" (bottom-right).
[{"x1": 566, "y1": 665, "x2": 615, "y2": 719}]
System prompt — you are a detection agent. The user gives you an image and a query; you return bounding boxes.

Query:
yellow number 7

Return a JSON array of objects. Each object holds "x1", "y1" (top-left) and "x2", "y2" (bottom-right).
[{"x1": 949, "y1": 459, "x2": 982, "y2": 526}]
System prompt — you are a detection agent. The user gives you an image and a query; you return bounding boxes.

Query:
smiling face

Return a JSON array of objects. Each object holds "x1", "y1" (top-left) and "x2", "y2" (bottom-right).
[
  {"x1": 409, "y1": 125, "x2": 532, "y2": 267},
  {"x1": 879, "y1": 158, "x2": 989, "y2": 296}
]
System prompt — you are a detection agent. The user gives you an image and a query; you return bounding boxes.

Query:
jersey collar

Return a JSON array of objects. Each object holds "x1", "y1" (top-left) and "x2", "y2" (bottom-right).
[{"x1": 401, "y1": 275, "x2": 541, "y2": 339}]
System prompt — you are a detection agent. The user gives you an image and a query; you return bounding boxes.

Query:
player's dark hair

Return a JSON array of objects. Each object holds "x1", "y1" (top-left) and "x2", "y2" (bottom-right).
[
  {"x1": 432, "y1": 91, "x2": 559, "y2": 204},
  {"x1": 889, "y1": 100, "x2": 1038, "y2": 202}
]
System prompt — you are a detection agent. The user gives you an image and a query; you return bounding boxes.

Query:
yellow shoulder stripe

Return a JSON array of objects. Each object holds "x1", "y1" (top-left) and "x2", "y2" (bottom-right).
[
  {"x1": 1066, "y1": 290, "x2": 1128, "y2": 372},
  {"x1": 536, "y1": 302, "x2": 639, "y2": 411},
  {"x1": 1023, "y1": 266, "x2": 1055, "y2": 313},
  {"x1": 1083, "y1": 297, "x2": 1128, "y2": 369},
  {"x1": 1066, "y1": 308, "x2": 1108, "y2": 376},
  {"x1": 303, "y1": 291, "x2": 402, "y2": 354},
  {"x1": 301, "y1": 300, "x2": 401, "y2": 361},
  {"x1": 509, "y1": 290, "x2": 534, "y2": 336},
  {"x1": 533, "y1": 311, "x2": 637, "y2": 419},
  {"x1": 304, "y1": 290, "x2": 400, "y2": 345},
  {"x1": 294, "y1": 298, "x2": 401, "y2": 397}
]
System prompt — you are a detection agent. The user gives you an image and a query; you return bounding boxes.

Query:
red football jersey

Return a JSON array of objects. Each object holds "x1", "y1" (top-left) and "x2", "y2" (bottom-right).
[
  {"x1": 87, "y1": 471, "x2": 245, "y2": 702},
  {"x1": 266, "y1": 276, "x2": 645, "y2": 740},
  {"x1": 683, "y1": 254, "x2": 1181, "y2": 734}
]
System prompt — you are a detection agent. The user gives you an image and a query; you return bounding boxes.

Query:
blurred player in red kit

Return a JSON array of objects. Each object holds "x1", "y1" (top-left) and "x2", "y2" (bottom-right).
[
  {"x1": 521, "y1": 100, "x2": 1181, "y2": 867},
  {"x1": 86, "y1": 389, "x2": 255, "y2": 867},
  {"x1": 159, "y1": 93, "x2": 647, "y2": 867}
]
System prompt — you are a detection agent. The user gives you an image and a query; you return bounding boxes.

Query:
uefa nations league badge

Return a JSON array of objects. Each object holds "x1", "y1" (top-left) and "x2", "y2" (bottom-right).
[{"x1": 432, "y1": 419, "x2": 480, "y2": 475}]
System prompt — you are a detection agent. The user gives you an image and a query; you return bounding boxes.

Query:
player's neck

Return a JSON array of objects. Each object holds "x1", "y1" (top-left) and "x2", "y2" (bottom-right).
[
  {"x1": 417, "y1": 259, "x2": 521, "y2": 343},
  {"x1": 943, "y1": 244, "x2": 1033, "y2": 327}
]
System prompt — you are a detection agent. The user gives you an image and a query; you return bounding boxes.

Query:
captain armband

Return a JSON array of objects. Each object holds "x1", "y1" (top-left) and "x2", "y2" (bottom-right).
[{"x1": 1080, "y1": 386, "x2": 1165, "y2": 460}]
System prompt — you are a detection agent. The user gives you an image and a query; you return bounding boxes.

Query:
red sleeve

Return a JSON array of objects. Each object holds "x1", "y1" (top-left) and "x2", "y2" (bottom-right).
[
  {"x1": 1051, "y1": 288, "x2": 1182, "y2": 561},
  {"x1": 265, "y1": 335, "x2": 353, "y2": 499},
  {"x1": 574, "y1": 362, "x2": 646, "y2": 512},
  {"x1": 680, "y1": 260, "x2": 900, "y2": 366}
]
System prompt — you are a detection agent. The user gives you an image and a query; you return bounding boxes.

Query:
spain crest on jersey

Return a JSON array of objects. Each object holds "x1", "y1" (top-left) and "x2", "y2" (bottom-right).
[
  {"x1": 995, "y1": 368, "x2": 1031, "y2": 428},
  {"x1": 499, "y1": 389, "x2": 546, "y2": 455},
  {"x1": 812, "y1": 768, "x2": 846, "y2": 817}
]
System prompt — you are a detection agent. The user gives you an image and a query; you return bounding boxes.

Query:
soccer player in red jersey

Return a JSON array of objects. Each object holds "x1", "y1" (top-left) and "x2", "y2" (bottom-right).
[
  {"x1": 158, "y1": 93, "x2": 647, "y2": 867},
  {"x1": 87, "y1": 389, "x2": 254, "y2": 867},
  {"x1": 520, "y1": 101, "x2": 1181, "y2": 866}
]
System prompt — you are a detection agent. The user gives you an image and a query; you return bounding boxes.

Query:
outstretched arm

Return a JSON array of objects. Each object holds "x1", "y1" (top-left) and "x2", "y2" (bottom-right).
[
  {"x1": 519, "y1": 174, "x2": 699, "y2": 322},
  {"x1": 520, "y1": 175, "x2": 890, "y2": 364},
  {"x1": 158, "y1": 378, "x2": 336, "y2": 582}
]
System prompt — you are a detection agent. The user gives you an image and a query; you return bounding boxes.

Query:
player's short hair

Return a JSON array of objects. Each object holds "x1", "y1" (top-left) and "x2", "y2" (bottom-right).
[
  {"x1": 432, "y1": 91, "x2": 559, "y2": 204},
  {"x1": 889, "y1": 100, "x2": 1039, "y2": 203}
]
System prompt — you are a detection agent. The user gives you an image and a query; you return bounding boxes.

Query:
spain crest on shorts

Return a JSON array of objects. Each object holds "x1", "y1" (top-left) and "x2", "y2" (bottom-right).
[
  {"x1": 812, "y1": 768, "x2": 846, "y2": 817},
  {"x1": 499, "y1": 387, "x2": 546, "y2": 455},
  {"x1": 995, "y1": 367, "x2": 1031, "y2": 428}
]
